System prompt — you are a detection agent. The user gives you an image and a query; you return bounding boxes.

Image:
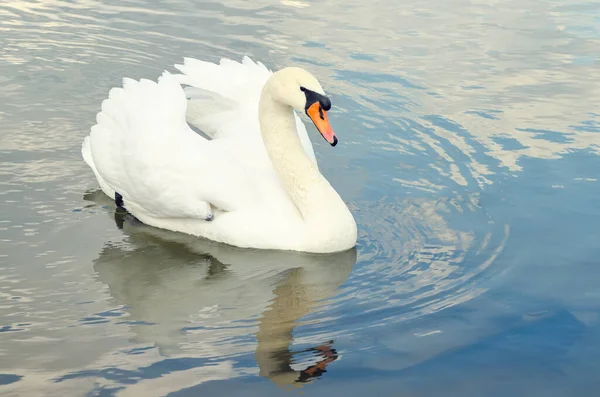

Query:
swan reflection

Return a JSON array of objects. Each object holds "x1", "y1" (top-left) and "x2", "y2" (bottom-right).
[{"x1": 85, "y1": 189, "x2": 356, "y2": 388}]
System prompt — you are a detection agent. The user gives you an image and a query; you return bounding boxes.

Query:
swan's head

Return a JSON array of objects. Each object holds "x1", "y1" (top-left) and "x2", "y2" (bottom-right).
[{"x1": 268, "y1": 67, "x2": 337, "y2": 146}]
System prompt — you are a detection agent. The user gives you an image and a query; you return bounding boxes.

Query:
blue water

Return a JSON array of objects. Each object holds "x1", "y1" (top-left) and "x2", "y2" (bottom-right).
[{"x1": 1, "y1": 0, "x2": 599, "y2": 395}]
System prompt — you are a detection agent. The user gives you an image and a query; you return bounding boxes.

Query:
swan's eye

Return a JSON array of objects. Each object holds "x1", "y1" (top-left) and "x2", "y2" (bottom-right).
[
  {"x1": 320, "y1": 96, "x2": 332, "y2": 111},
  {"x1": 300, "y1": 87, "x2": 331, "y2": 112}
]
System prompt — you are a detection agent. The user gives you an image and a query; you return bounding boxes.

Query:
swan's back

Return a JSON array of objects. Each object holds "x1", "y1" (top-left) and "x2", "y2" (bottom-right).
[{"x1": 174, "y1": 56, "x2": 317, "y2": 163}]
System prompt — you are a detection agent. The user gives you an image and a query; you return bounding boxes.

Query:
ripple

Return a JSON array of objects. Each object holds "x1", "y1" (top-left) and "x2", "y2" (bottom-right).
[
  {"x1": 0, "y1": 0, "x2": 598, "y2": 395},
  {"x1": 302, "y1": 194, "x2": 509, "y2": 336}
]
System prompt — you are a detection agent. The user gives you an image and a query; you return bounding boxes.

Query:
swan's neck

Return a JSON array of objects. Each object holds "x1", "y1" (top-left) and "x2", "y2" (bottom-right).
[{"x1": 258, "y1": 88, "x2": 355, "y2": 235}]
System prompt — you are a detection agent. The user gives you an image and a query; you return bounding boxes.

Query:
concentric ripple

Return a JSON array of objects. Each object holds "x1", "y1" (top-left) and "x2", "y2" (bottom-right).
[{"x1": 300, "y1": 194, "x2": 509, "y2": 335}]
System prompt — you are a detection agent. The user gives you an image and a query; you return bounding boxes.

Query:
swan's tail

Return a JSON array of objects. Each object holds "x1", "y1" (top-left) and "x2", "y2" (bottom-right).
[
  {"x1": 82, "y1": 135, "x2": 116, "y2": 200},
  {"x1": 173, "y1": 56, "x2": 272, "y2": 139},
  {"x1": 81, "y1": 135, "x2": 93, "y2": 170}
]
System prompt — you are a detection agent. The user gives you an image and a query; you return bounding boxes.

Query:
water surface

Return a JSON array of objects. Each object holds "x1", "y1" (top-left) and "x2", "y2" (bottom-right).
[{"x1": 1, "y1": 0, "x2": 599, "y2": 396}]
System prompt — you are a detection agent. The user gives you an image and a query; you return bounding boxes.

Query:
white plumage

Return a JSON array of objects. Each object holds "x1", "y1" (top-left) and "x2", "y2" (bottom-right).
[{"x1": 82, "y1": 56, "x2": 357, "y2": 253}]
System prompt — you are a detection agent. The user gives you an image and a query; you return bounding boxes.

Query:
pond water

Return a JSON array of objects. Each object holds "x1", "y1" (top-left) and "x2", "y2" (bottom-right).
[{"x1": 1, "y1": 0, "x2": 599, "y2": 396}]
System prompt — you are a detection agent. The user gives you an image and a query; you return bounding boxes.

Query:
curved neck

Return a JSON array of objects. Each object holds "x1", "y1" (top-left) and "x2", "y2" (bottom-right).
[{"x1": 258, "y1": 87, "x2": 342, "y2": 223}]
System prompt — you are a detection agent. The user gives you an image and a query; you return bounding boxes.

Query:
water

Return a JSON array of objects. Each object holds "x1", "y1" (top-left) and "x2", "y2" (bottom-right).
[{"x1": 1, "y1": 0, "x2": 599, "y2": 395}]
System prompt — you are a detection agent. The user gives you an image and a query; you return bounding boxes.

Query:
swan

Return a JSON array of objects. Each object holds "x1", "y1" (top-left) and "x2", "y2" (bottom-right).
[{"x1": 81, "y1": 56, "x2": 357, "y2": 253}]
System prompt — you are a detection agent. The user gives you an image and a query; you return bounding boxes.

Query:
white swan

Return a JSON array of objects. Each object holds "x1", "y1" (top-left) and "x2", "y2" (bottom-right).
[{"x1": 82, "y1": 56, "x2": 357, "y2": 253}]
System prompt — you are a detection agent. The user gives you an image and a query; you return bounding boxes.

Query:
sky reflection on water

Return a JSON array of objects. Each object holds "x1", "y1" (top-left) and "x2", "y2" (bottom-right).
[{"x1": 0, "y1": 0, "x2": 599, "y2": 395}]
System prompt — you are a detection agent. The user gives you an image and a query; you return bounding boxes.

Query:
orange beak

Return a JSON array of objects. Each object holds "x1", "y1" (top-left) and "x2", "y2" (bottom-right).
[{"x1": 306, "y1": 102, "x2": 338, "y2": 146}]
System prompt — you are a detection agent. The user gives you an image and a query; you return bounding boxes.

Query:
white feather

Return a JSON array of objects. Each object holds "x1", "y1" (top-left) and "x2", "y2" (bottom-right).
[{"x1": 84, "y1": 70, "x2": 257, "y2": 221}]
